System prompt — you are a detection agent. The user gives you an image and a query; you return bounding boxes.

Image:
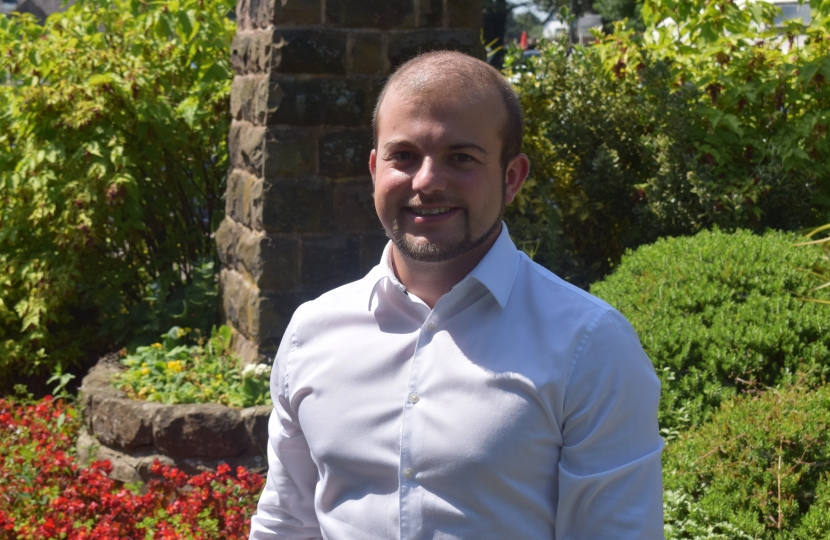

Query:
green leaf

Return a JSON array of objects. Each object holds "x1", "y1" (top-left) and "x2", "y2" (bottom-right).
[{"x1": 199, "y1": 61, "x2": 231, "y2": 84}]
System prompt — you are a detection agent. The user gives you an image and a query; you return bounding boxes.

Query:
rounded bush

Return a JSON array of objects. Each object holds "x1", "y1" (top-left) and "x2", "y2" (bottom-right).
[
  {"x1": 591, "y1": 229, "x2": 830, "y2": 431},
  {"x1": 663, "y1": 381, "x2": 830, "y2": 538}
]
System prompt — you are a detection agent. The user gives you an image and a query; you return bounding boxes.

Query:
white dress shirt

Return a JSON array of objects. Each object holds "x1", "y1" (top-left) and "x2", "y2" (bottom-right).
[{"x1": 249, "y1": 225, "x2": 664, "y2": 540}]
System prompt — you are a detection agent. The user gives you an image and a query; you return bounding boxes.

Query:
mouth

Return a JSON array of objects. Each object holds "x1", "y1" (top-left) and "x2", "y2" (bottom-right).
[{"x1": 409, "y1": 207, "x2": 453, "y2": 216}]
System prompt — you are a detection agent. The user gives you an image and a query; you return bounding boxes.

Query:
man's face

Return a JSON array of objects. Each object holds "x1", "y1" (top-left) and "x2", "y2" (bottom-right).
[{"x1": 370, "y1": 87, "x2": 516, "y2": 263}]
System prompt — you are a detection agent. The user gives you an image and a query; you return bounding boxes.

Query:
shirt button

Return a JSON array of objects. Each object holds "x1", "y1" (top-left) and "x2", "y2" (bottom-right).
[
  {"x1": 409, "y1": 392, "x2": 420, "y2": 404},
  {"x1": 426, "y1": 322, "x2": 436, "y2": 332},
  {"x1": 403, "y1": 468, "x2": 414, "y2": 479}
]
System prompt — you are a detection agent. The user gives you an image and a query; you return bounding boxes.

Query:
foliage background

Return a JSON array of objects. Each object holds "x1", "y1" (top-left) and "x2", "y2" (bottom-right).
[
  {"x1": 0, "y1": 0, "x2": 235, "y2": 390},
  {"x1": 505, "y1": 0, "x2": 830, "y2": 287},
  {"x1": 591, "y1": 229, "x2": 830, "y2": 433}
]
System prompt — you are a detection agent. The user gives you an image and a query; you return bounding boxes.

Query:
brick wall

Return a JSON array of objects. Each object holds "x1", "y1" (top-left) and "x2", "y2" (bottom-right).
[{"x1": 217, "y1": 0, "x2": 484, "y2": 363}]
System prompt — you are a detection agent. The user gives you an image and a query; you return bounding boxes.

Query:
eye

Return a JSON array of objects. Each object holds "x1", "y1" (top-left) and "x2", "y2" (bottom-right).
[
  {"x1": 390, "y1": 151, "x2": 415, "y2": 161},
  {"x1": 452, "y1": 153, "x2": 475, "y2": 163}
]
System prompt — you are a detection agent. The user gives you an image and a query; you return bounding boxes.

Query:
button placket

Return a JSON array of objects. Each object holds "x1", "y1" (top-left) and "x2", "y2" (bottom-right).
[{"x1": 399, "y1": 317, "x2": 432, "y2": 539}]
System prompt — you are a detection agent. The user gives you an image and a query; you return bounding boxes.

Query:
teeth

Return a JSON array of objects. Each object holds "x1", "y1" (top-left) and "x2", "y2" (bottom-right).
[{"x1": 412, "y1": 207, "x2": 451, "y2": 215}]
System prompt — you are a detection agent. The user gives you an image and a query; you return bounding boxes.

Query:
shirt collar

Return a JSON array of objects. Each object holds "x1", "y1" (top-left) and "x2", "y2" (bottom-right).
[{"x1": 369, "y1": 223, "x2": 520, "y2": 309}]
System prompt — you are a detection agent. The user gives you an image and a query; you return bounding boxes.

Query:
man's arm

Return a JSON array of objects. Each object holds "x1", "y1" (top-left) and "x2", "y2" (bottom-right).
[
  {"x1": 555, "y1": 309, "x2": 664, "y2": 539},
  {"x1": 249, "y1": 315, "x2": 323, "y2": 540}
]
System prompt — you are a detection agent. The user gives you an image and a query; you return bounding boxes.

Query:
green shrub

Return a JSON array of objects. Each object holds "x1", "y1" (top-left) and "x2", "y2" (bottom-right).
[
  {"x1": 504, "y1": 0, "x2": 830, "y2": 286},
  {"x1": 591, "y1": 229, "x2": 830, "y2": 432},
  {"x1": 114, "y1": 326, "x2": 271, "y2": 408},
  {"x1": 0, "y1": 0, "x2": 234, "y2": 387},
  {"x1": 663, "y1": 380, "x2": 830, "y2": 538}
]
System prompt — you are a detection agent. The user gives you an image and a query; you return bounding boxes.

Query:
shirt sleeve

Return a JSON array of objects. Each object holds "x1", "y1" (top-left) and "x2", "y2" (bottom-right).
[
  {"x1": 555, "y1": 309, "x2": 665, "y2": 540},
  {"x1": 249, "y1": 312, "x2": 323, "y2": 540}
]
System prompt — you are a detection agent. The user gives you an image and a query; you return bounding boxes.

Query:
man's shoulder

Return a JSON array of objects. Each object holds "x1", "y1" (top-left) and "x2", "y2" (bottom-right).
[
  {"x1": 291, "y1": 266, "x2": 382, "y2": 323},
  {"x1": 515, "y1": 252, "x2": 613, "y2": 315}
]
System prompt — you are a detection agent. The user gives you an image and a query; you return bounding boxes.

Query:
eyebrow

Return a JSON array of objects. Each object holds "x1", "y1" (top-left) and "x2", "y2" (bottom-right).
[{"x1": 382, "y1": 140, "x2": 489, "y2": 154}]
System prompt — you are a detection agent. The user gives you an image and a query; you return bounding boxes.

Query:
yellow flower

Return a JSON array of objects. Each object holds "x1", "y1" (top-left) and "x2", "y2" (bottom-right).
[
  {"x1": 141, "y1": 362, "x2": 147, "y2": 367},
  {"x1": 151, "y1": 343, "x2": 162, "y2": 349},
  {"x1": 215, "y1": 374, "x2": 222, "y2": 380},
  {"x1": 140, "y1": 367, "x2": 150, "y2": 376},
  {"x1": 166, "y1": 360, "x2": 183, "y2": 373},
  {"x1": 204, "y1": 388, "x2": 211, "y2": 396}
]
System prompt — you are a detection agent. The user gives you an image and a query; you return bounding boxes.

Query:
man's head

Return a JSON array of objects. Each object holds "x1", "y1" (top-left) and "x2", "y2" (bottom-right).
[
  {"x1": 370, "y1": 51, "x2": 529, "y2": 265},
  {"x1": 373, "y1": 51, "x2": 523, "y2": 171}
]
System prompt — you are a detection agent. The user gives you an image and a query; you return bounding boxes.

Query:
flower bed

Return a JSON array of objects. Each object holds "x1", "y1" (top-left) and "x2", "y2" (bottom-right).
[{"x1": 0, "y1": 395, "x2": 263, "y2": 538}]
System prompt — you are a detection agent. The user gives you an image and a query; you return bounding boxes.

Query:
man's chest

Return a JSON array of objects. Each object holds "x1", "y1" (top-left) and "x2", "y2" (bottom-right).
[{"x1": 287, "y1": 318, "x2": 564, "y2": 488}]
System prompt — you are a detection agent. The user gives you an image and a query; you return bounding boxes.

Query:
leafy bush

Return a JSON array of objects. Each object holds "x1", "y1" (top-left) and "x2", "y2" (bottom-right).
[
  {"x1": 591, "y1": 229, "x2": 830, "y2": 432},
  {"x1": 0, "y1": 0, "x2": 234, "y2": 388},
  {"x1": 505, "y1": 0, "x2": 830, "y2": 286},
  {"x1": 114, "y1": 326, "x2": 272, "y2": 408},
  {"x1": 663, "y1": 379, "x2": 830, "y2": 538},
  {"x1": 0, "y1": 395, "x2": 263, "y2": 538}
]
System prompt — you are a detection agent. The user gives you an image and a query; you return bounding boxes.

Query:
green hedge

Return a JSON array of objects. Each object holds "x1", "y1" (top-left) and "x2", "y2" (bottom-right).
[
  {"x1": 663, "y1": 380, "x2": 830, "y2": 539},
  {"x1": 591, "y1": 229, "x2": 830, "y2": 432},
  {"x1": 0, "y1": 0, "x2": 234, "y2": 388},
  {"x1": 505, "y1": 0, "x2": 830, "y2": 287}
]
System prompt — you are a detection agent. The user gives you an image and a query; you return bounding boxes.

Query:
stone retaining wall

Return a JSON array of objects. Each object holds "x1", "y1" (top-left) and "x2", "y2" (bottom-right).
[{"x1": 77, "y1": 356, "x2": 271, "y2": 484}]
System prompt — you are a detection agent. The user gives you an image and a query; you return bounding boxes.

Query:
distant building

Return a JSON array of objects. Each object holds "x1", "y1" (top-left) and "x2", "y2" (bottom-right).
[{"x1": 4, "y1": 0, "x2": 74, "y2": 22}]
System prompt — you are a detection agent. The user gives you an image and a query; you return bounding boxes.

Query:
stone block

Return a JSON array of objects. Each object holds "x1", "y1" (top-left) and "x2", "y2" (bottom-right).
[
  {"x1": 241, "y1": 405, "x2": 273, "y2": 456},
  {"x1": 153, "y1": 404, "x2": 248, "y2": 459},
  {"x1": 220, "y1": 268, "x2": 257, "y2": 337},
  {"x1": 418, "y1": 0, "x2": 443, "y2": 27},
  {"x1": 244, "y1": 175, "x2": 264, "y2": 228},
  {"x1": 333, "y1": 178, "x2": 378, "y2": 232},
  {"x1": 348, "y1": 31, "x2": 385, "y2": 75},
  {"x1": 300, "y1": 234, "x2": 361, "y2": 289},
  {"x1": 225, "y1": 169, "x2": 261, "y2": 227},
  {"x1": 231, "y1": 74, "x2": 270, "y2": 124},
  {"x1": 273, "y1": 29, "x2": 347, "y2": 75},
  {"x1": 237, "y1": 229, "x2": 300, "y2": 291},
  {"x1": 360, "y1": 232, "x2": 389, "y2": 274},
  {"x1": 326, "y1": 0, "x2": 415, "y2": 29},
  {"x1": 79, "y1": 362, "x2": 126, "y2": 431},
  {"x1": 231, "y1": 328, "x2": 265, "y2": 366},
  {"x1": 446, "y1": 0, "x2": 482, "y2": 28},
  {"x1": 262, "y1": 128, "x2": 316, "y2": 177},
  {"x1": 233, "y1": 27, "x2": 277, "y2": 74},
  {"x1": 230, "y1": 31, "x2": 252, "y2": 75},
  {"x1": 272, "y1": 0, "x2": 321, "y2": 26},
  {"x1": 260, "y1": 176, "x2": 332, "y2": 233},
  {"x1": 319, "y1": 128, "x2": 373, "y2": 178},
  {"x1": 91, "y1": 398, "x2": 162, "y2": 453},
  {"x1": 249, "y1": 0, "x2": 275, "y2": 29},
  {"x1": 228, "y1": 121, "x2": 267, "y2": 176},
  {"x1": 266, "y1": 76, "x2": 371, "y2": 126},
  {"x1": 387, "y1": 29, "x2": 485, "y2": 70},
  {"x1": 215, "y1": 217, "x2": 244, "y2": 268},
  {"x1": 236, "y1": 0, "x2": 251, "y2": 30},
  {"x1": 225, "y1": 168, "x2": 244, "y2": 222}
]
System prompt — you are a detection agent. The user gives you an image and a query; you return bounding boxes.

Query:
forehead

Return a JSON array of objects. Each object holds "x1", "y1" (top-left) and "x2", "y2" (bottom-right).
[{"x1": 376, "y1": 84, "x2": 507, "y2": 145}]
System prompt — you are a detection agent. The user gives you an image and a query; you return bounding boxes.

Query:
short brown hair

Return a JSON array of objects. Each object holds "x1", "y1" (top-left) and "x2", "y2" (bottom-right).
[{"x1": 372, "y1": 50, "x2": 523, "y2": 169}]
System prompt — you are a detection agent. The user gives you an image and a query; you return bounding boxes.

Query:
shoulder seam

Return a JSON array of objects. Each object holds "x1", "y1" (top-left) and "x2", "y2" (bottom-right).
[
  {"x1": 283, "y1": 307, "x2": 302, "y2": 401},
  {"x1": 564, "y1": 308, "x2": 613, "y2": 399}
]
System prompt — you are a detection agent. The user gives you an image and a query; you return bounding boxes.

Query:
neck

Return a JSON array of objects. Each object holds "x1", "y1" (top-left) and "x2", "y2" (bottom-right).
[{"x1": 390, "y1": 227, "x2": 500, "y2": 309}]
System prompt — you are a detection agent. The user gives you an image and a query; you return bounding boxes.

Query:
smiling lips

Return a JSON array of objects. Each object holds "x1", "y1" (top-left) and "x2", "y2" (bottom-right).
[{"x1": 410, "y1": 207, "x2": 453, "y2": 216}]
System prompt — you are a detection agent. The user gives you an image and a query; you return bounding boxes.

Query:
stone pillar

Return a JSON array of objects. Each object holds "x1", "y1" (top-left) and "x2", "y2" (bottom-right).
[{"x1": 217, "y1": 0, "x2": 483, "y2": 364}]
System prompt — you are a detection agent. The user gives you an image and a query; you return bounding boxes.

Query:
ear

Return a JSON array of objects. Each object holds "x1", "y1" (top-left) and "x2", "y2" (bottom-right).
[
  {"x1": 504, "y1": 153, "x2": 530, "y2": 205},
  {"x1": 369, "y1": 149, "x2": 377, "y2": 182}
]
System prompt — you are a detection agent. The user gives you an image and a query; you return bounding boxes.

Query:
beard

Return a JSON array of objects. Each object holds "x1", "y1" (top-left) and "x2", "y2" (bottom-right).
[{"x1": 388, "y1": 194, "x2": 505, "y2": 263}]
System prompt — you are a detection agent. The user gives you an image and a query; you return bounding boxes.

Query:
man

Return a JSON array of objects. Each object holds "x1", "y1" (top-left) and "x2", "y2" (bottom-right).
[{"x1": 249, "y1": 51, "x2": 664, "y2": 539}]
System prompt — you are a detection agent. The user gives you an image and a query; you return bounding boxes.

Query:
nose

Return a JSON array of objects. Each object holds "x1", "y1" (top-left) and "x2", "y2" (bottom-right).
[{"x1": 411, "y1": 156, "x2": 447, "y2": 194}]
